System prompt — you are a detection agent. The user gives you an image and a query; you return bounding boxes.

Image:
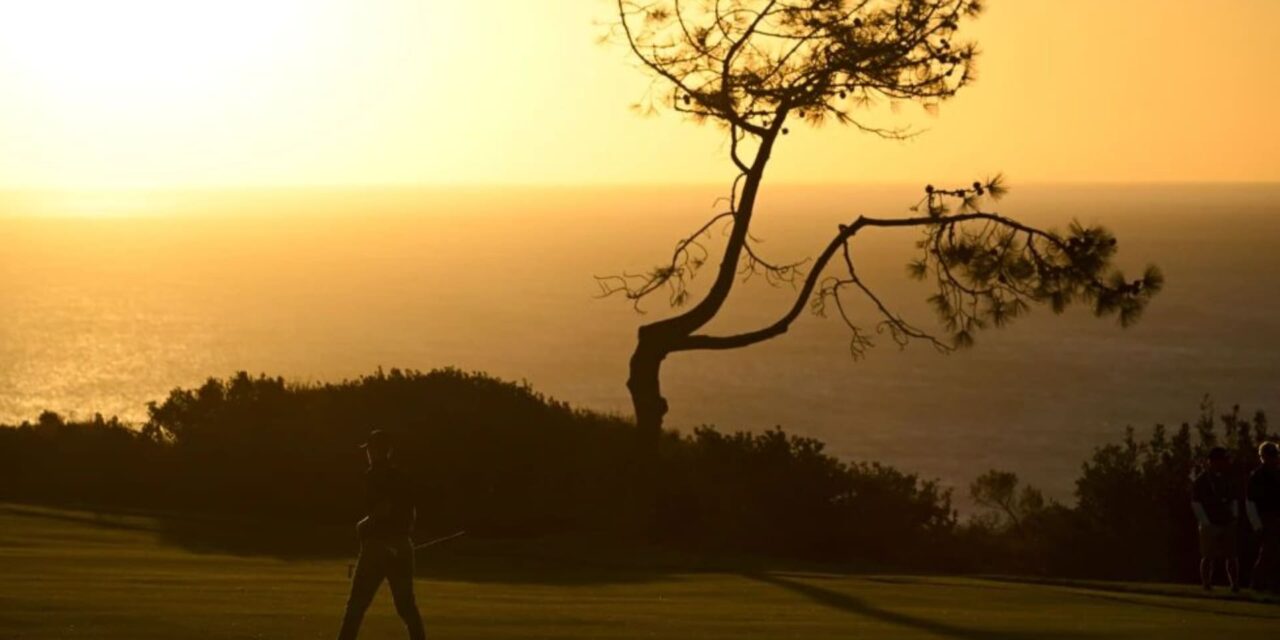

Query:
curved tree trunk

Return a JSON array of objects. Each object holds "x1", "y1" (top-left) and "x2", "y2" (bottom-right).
[
  {"x1": 626, "y1": 336, "x2": 669, "y2": 436},
  {"x1": 624, "y1": 132, "x2": 778, "y2": 437}
]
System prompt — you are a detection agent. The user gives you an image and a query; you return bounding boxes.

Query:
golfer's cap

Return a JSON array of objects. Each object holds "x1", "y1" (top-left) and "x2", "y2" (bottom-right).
[{"x1": 358, "y1": 429, "x2": 390, "y2": 449}]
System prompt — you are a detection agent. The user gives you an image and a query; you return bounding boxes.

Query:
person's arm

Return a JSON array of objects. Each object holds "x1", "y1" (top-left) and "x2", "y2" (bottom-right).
[
  {"x1": 1247, "y1": 473, "x2": 1265, "y2": 531},
  {"x1": 1248, "y1": 500, "x2": 1264, "y2": 531},
  {"x1": 357, "y1": 472, "x2": 373, "y2": 538},
  {"x1": 1191, "y1": 501, "x2": 1211, "y2": 528},
  {"x1": 370, "y1": 470, "x2": 393, "y2": 518}
]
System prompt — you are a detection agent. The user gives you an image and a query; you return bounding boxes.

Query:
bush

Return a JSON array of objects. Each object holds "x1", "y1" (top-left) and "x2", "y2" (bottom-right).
[
  {"x1": 2, "y1": 369, "x2": 955, "y2": 567},
  {"x1": 964, "y1": 399, "x2": 1271, "y2": 581}
]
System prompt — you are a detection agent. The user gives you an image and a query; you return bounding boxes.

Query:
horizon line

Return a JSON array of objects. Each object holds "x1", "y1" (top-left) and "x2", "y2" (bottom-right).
[{"x1": 3, "y1": 179, "x2": 1280, "y2": 192}]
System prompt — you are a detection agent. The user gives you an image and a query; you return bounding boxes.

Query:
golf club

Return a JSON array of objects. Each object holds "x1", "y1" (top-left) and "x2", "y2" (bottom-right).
[
  {"x1": 414, "y1": 530, "x2": 466, "y2": 550},
  {"x1": 347, "y1": 531, "x2": 467, "y2": 578}
]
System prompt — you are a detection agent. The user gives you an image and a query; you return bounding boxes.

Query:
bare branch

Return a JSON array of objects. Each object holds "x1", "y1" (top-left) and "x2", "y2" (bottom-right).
[
  {"x1": 679, "y1": 178, "x2": 1162, "y2": 354},
  {"x1": 595, "y1": 210, "x2": 733, "y2": 311}
]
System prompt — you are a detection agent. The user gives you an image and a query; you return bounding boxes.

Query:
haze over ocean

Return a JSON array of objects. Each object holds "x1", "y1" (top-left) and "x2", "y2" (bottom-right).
[{"x1": 2, "y1": 183, "x2": 1277, "y2": 500}]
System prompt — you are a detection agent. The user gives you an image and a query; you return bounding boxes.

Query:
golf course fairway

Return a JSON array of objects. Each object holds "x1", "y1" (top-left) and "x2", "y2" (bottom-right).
[{"x1": 3, "y1": 504, "x2": 1277, "y2": 639}]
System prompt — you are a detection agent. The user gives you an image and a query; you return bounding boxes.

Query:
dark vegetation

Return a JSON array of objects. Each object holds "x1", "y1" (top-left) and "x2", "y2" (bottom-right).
[
  {"x1": 0, "y1": 369, "x2": 1269, "y2": 582},
  {"x1": 963, "y1": 401, "x2": 1273, "y2": 583}
]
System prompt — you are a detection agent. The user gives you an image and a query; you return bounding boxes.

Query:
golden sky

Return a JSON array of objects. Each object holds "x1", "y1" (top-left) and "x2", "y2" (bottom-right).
[{"x1": 0, "y1": 0, "x2": 1276, "y2": 188}]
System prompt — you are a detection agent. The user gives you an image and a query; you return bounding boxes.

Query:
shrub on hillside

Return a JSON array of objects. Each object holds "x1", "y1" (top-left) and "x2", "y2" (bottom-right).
[
  {"x1": 965, "y1": 400, "x2": 1272, "y2": 581},
  {"x1": 2, "y1": 369, "x2": 955, "y2": 567}
]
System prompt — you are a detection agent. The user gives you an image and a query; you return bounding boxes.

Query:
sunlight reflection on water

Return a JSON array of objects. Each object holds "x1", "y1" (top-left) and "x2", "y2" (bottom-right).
[{"x1": 2, "y1": 184, "x2": 1278, "y2": 500}]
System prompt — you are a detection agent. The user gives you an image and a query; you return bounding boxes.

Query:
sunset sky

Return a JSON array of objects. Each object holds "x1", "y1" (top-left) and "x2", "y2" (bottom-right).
[{"x1": 0, "y1": 0, "x2": 1276, "y2": 188}]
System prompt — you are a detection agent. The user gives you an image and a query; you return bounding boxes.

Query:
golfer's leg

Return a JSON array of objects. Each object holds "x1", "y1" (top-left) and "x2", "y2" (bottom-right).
[
  {"x1": 387, "y1": 544, "x2": 426, "y2": 640},
  {"x1": 338, "y1": 548, "x2": 386, "y2": 640}
]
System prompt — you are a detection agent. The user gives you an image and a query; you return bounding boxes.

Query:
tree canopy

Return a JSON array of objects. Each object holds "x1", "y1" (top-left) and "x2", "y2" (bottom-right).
[{"x1": 604, "y1": 1, "x2": 1161, "y2": 433}]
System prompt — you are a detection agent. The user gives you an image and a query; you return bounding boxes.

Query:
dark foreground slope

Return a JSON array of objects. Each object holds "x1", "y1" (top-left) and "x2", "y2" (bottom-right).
[{"x1": 4, "y1": 504, "x2": 1279, "y2": 640}]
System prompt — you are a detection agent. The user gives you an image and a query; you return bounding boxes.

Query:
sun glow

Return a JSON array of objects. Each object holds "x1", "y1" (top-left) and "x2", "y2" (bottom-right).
[
  {"x1": 0, "y1": 0, "x2": 437, "y2": 189},
  {"x1": 0, "y1": 1, "x2": 1276, "y2": 191},
  {"x1": 0, "y1": 2, "x2": 309, "y2": 109}
]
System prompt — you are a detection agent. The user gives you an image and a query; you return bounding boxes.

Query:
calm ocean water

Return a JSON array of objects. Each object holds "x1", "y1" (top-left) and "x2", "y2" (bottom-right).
[{"x1": 2, "y1": 184, "x2": 1277, "y2": 501}]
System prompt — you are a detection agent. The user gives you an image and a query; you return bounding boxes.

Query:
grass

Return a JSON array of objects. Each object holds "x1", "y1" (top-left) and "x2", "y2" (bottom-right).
[{"x1": 2, "y1": 503, "x2": 1279, "y2": 639}]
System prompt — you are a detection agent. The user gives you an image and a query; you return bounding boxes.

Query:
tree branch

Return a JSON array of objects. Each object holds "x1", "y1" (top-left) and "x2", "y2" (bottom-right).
[{"x1": 679, "y1": 181, "x2": 1162, "y2": 353}]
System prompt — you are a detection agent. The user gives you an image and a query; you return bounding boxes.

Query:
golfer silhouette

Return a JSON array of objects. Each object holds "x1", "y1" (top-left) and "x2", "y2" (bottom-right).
[{"x1": 337, "y1": 429, "x2": 426, "y2": 640}]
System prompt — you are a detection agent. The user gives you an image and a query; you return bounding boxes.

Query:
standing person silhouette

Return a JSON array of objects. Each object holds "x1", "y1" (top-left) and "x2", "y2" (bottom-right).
[
  {"x1": 337, "y1": 430, "x2": 427, "y2": 640},
  {"x1": 1247, "y1": 441, "x2": 1280, "y2": 593},
  {"x1": 1190, "y1": 447, "x2": 1240, "y2": 591}
]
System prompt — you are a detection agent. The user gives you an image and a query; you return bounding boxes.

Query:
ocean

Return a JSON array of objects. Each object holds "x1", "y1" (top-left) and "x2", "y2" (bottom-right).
[{"x1": 2, "y1": 183, "x2": 1277, "y2": 501}]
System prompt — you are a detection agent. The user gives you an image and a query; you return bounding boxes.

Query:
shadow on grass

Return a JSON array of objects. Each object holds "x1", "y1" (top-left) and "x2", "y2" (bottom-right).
[
  {"x1": 0, "y1": 503, "x2": 158, "y2": 535},
  {"x1": 977, "y1": 575, "x2": 1280, "y2": 611},
  {"x1": 743, "y1": 572, "x2": 1110, "y2": 640},
  {"x1": 1070, "y1": 589, "x2": 1280, "y2": 621},
  {"x1": 0, "y1": 503, "x2": 352, "y2": 559},
  {"x1": 3, "y1": 503, "x2": 705, "y2": 585},
  {"x1": 154, "y1": 515, "x2": 354, "y2": 559},
  {"x1": 156, "y1": 515, "x2": 688, "y2": 585}
]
